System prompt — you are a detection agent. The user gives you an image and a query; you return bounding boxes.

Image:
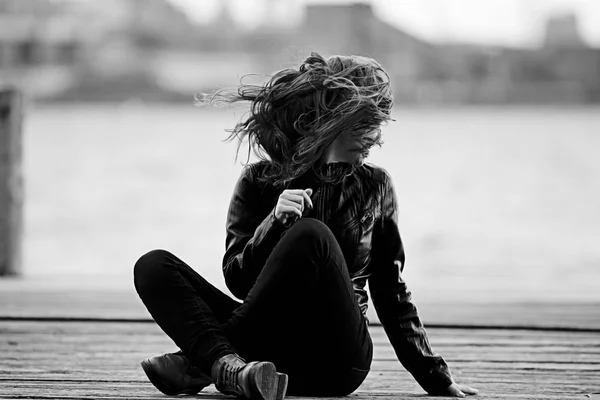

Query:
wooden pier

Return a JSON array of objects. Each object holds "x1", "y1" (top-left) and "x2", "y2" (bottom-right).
[{"x1": 1, "y1": 285, "x2": 599, "y2": 399}]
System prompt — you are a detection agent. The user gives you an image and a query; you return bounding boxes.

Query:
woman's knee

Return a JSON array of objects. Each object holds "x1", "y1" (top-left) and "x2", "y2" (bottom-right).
[
  {"x1": 133, "y1": 249, "x2": 174, "y2": 291},
  {"x1": 283, "y1": 218, "x2": 343, "y2": 265},
  {"x1": 286, "y1": 218, "x2": 336, "y2": 247}
]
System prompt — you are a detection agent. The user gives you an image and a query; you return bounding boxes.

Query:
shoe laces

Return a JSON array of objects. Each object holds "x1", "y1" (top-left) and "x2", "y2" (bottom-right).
[{"x1": 215, "y1": 354, "x2": 246, "y2": 394}]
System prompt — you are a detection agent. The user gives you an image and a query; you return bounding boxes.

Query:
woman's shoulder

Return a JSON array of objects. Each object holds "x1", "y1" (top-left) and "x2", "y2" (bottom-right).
[
  {"x1": 240, "y1": 160, "x2": 274, "y2": 178},
  {"x1": 361, "y1": 162, "x2": 394, "y2": 185},
  {"x1": 239, "y1": 161, "x2": 279, "y2": 191}
]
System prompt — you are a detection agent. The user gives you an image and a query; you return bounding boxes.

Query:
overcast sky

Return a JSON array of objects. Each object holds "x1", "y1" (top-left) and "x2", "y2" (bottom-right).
[{"x1": 168, "y1": 0, "x2": 600, "y2": 47}]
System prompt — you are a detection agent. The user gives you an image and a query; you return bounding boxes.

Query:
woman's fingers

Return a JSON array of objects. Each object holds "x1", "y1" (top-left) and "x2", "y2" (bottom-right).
[
  {"x1": 301, "y1": 188, "x2": 313, "y2": 209},
  {"x1": 275, "y1": 188, "x2": 314, "y2": 224},
  {"x1": 280, "y1": 198, "x2": 303, "y2": 211},
  {"x1": 445, "y1": 383, "x2": 466, "y2": 397},
  {"x1": 279, "y1": 198, "x2": 302, "y2": 211},
  {"x1": 457, "y1": 385, "x2": 478, "y2": 395},
  {"x1": 281, "y1": 189, "x2": 313, "y2": 210},
  {"x1": 278, "y1": 204, "x2": 302, "y2": 218},
  {"x1": 442, "y1": 382, "x2": 478, "y2": 397},
  {"x1": 282, "y1": 195, "x2": 304, "y2": 208}
]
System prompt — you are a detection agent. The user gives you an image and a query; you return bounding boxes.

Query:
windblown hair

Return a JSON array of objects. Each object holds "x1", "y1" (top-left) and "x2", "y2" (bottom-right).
[{"x1": 196, "y1": 52, "x2": 394, "y2": 186}]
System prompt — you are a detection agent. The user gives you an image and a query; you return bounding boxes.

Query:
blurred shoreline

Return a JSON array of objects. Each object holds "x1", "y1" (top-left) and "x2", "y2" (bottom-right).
[{"x1": 15, "y1": 104, "x2": 600, "y2": 305}]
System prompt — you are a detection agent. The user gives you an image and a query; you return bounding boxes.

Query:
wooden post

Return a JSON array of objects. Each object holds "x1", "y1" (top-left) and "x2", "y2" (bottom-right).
[{"x1": 0, "y1": 87, "x2": 23, "y2": 276}]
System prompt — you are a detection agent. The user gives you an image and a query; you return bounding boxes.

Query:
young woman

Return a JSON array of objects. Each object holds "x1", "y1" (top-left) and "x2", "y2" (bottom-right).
[{"x1": 133, "y1": 52, "x2": 478, "y2": 399}]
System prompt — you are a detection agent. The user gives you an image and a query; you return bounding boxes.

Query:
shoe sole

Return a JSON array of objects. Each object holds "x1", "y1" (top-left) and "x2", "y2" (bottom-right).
[
  {"x1": 248, "y1": 362, "x2": 288, "y2": 400},
  {"x1": 140, "y1": 358, "x2": 201, "y2": 396}
]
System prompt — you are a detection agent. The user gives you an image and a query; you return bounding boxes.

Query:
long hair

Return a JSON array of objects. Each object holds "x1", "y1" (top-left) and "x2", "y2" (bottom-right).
[{"x1": 196, "y1": 52, "x2": 394, "y2": 186}]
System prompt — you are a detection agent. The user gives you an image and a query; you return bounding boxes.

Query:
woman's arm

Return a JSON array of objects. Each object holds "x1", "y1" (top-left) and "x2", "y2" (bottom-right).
[
  {"x1": 222, "y1": 164, "x2": 288, "y2": 300},
  {"x1": 368, "y1": 168, "x2": 455, "y2": 395}
]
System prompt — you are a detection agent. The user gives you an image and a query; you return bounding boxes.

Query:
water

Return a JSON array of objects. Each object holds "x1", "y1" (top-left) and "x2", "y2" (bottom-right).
[{"x1": 20, "y1": 104, "x2": 600, "y2": 303}]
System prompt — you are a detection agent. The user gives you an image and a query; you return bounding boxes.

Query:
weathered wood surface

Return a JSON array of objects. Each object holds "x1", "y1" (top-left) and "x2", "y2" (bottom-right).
[
  {"x1": 0, "y1": 88, "x2": 23, "y2": 276},
  {"x1": 1, "y1": 321, "x2": 599, "y2": 399}
]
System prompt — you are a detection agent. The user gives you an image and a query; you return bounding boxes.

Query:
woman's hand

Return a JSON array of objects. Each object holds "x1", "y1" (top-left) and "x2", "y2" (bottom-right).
[
  {"x1": 274, "y1": 188, "x2": 313, "y2": 226},
  {"x1": 437, "y1": 382, "x2": 479, "y2": 397}
]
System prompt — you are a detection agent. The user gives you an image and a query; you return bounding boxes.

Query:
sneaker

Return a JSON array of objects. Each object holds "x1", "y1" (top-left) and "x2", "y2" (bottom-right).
[
  {"x1": 211, "y1": 353, "x2": 288, "y2": 400},
  {"x1": 140, "y1": 351, "x2": 212, "y2": 395}
]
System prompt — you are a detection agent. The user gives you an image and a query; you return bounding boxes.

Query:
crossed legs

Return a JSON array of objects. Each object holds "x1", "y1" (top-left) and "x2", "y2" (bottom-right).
[{"x1": 134, "y1": 218, "x2": 372, "y2": 396}]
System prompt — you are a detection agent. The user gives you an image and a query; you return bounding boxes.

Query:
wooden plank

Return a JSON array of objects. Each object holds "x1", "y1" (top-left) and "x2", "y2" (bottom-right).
[
  {"x1": 1, "y1": 322, "x2": 599, "y2": 399},
  {"x1": 3, "y1": 324, "x2": 599, "y2": 352},
  {"x1": 5, "y1": 321, "x2": 599, "y2": 341},
  {"x1": 4, "y1": 348, "x2": 599, "y2": 366},
  {"x1": 0, "y1": 87, "x2": 23, "y2": 276},
  {"x1": 0, "y1": 374, "x2": 598, "y2": 400}
]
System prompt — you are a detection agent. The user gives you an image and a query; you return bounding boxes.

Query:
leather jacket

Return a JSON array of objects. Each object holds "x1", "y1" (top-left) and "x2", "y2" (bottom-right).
[{"x1": 222, "y1": 160, "x2": 453, "y2": 394}]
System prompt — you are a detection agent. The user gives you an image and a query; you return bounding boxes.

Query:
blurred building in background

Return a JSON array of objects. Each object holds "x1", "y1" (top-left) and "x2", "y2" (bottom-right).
[
  {"x1": 0, "y1": 0, "x2": 85, "y2": 98},
  {"x1": 0, "y1": 0, "x2": 598, "y2": 104},
  {"x1": 299, "y1": 2, "x2": 436, "y2": 104}
]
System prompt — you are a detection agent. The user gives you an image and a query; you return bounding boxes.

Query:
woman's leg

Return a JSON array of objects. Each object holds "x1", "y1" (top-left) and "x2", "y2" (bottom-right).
[
  {"x1": 223, "y1": 218, "x2": 373, "y2": 396},
  {"x1": 133, "y1": 249, "x2": 241, "y2": 373}
]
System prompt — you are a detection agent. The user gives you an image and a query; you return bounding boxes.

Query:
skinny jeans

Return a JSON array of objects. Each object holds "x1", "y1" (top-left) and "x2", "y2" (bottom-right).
[{"x1": 133, "y1": 218, "x2": 373, "y2": 396}]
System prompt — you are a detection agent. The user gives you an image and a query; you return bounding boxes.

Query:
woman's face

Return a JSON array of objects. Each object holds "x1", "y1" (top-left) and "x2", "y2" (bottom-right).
[{"x1": 323, "y1": 130, "x2": 379, "y2": 166}]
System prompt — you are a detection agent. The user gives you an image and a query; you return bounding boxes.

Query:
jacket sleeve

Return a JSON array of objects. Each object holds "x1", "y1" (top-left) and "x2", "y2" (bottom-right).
[
  {"x1": 367, "y1": 169, "x2": 453, "y2": 395},
  {"x1": 222, "y1": 165, "x2": 288, "y2": 300}
]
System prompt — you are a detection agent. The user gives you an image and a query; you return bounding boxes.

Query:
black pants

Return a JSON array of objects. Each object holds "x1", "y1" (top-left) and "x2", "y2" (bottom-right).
[{"x1": 134, "y1": 218, "x2": 373, "y2": 396}]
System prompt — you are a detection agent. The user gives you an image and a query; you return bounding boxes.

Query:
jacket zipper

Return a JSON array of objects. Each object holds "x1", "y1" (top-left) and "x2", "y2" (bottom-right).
[
  {"x1": 360, "y1": 211, "x2": 372, "y2": 224},
  {"x1": 318, "y1": 165, "x2": 333, "y2": 224},
  {"x1": 319, "y1": 182, "x2": 329, "y2": 224}
]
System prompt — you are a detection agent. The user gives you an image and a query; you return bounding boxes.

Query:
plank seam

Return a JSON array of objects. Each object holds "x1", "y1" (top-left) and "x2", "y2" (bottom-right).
[{"x1": 1, "y1": 316, "x2": 599, "y2": 333}]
